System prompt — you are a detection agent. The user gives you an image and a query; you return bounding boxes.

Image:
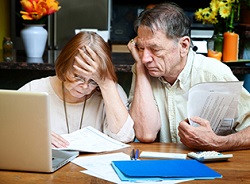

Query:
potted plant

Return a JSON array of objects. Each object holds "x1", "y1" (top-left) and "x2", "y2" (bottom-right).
[
  {"x1": 19, "y1": 0, "x2": 61, "y2": 58},
  {"x1": 194, "y1": 0, "x2": 240, "y2": 62}
]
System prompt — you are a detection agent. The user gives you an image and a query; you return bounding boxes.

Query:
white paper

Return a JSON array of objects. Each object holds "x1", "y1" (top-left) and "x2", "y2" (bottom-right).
[
  {"x1": 55, "y1": 126, "x2": 130, "y2": 152},
  {"x1": 73, "y1": 152, "x2": 129, "y2": 183},
  {"x1": 72, "y1": 153, "x2": 191, "y2": 184},
  {"x1": 187, "y1": 81, "x2": 243, "y2": 135},
  {"x1": 139, "y1": 151, "x2": 187, "y2": 159}
]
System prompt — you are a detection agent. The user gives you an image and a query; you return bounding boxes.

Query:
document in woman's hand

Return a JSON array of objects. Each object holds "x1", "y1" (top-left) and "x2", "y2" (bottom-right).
[{"x1": 54, "y1": 126, "x2": 130, "y2": 152}]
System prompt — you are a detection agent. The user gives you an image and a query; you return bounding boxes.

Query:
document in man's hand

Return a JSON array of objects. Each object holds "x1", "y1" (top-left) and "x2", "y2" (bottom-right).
[
  {"x1": 187, "y1": 81, "x2": 243, "y2": 135},
  {"x1": 111, "y1": 160, "x2": 222, "y2": 182},
  {"x1": 55, "y1": 126, "x2": 130, "y2": 152}
]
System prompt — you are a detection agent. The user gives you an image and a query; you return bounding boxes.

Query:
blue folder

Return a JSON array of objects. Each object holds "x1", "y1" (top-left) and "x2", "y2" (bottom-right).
[{"x1": 112, "y1": 159, "x2": 222, "y2": 181}]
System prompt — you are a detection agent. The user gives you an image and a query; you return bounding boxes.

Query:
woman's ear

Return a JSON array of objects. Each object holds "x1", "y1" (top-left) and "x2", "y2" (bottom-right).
[{"x1": 179, "y1": 36, "x2": 190, "y2": 57}]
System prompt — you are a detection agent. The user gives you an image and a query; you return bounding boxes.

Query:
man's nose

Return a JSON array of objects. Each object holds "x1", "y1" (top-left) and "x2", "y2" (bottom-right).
[{"x1": 141, "y1": 49, "x2": 152, "y2": 64}]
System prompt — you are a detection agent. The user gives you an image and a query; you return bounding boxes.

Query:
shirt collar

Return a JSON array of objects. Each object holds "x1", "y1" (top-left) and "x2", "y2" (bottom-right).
[
  {"x1": 158, "y1": 49, "x2": 195, "y2": 89},
  {"x1": 177, "y1": 49, "x2": 195, "y2": 88}
]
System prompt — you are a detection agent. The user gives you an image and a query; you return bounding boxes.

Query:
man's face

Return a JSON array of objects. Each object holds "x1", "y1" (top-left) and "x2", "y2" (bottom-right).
[{"x1": 136, "y1": 26, "x2": 185, "y2": 81}]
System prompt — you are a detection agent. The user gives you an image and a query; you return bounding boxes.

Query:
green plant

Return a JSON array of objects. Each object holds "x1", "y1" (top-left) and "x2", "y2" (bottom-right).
[{"x1": 195, "y1": 0, "x2": 240, "y2": 33}]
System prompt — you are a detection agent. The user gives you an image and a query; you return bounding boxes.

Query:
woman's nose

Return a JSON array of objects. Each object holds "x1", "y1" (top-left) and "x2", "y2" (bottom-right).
[{"x1": 79, "y1": 81, "x2": 89, "y2": 89}]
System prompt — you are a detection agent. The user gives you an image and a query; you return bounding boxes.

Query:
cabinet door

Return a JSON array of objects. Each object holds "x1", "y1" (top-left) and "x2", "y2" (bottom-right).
[{"x1": 48, "y1": 0, "x2": 111, "y2": 50}]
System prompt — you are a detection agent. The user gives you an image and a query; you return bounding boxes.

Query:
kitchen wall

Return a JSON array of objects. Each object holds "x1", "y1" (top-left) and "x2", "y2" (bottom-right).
[
  {"x1": 10, "y1": 0, "x2": 212, "y2": 50},
  {"x1": 111, "y1": 0, "x2": 211, "y2": 44}
]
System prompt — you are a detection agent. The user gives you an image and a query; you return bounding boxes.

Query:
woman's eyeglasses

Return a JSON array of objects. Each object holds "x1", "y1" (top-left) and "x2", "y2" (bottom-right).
[{"x1": 74, "y1": 75, "x2": 98, "y2": 87}]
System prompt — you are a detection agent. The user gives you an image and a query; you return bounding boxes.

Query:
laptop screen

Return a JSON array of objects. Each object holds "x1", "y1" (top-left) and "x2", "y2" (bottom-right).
[{"x1": 0, "y1": 90, "x2": 53, "y2": 172}]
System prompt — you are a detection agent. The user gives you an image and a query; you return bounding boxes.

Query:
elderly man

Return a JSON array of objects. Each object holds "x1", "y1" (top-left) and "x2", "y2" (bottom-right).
[{"x1": 127, "y1": 2, "x2": 250, "y2": 151}]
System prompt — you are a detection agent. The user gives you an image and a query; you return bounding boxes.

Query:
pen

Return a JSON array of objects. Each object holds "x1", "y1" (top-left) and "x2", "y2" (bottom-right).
[
  {"x1": 130, "y1": 149, "x2": 139, "y2": 160},
  {"x1": 130, "y1": 149, "x2": 135, "y2": 160},
  {"x1": 135, "y1": 149, "x2": 139, "y2": 160}
]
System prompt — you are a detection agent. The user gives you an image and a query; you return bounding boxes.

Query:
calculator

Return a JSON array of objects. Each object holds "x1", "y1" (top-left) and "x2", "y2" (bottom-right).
[{"x1": 187, "y1": 151, "x2": 233, "y2": 162}]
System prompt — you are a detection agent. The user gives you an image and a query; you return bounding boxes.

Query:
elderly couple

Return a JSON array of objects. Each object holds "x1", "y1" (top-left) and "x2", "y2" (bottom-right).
[{"x1": 19, "y1": 3, "x2": 250, "y2": 152}]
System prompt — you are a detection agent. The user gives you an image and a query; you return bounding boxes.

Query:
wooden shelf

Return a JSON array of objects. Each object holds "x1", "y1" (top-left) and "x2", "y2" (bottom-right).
[{"x1": 111, "y1": 44, "x2": 129, "y2": 53}]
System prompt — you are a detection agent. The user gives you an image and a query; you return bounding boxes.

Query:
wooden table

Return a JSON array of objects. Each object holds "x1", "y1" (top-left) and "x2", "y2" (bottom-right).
[{"x1": 0, "y1": 142, "x2": 250, "y2": 183}]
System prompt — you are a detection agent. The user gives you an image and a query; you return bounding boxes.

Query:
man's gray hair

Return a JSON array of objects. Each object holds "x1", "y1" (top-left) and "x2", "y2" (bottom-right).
[{"x1": 134, "y1": 2, "x2": 191, "y2": 41}]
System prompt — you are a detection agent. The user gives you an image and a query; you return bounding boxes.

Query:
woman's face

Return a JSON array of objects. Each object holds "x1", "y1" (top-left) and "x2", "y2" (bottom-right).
[{"x1": 63, "y1": 72, "x2": 98, "y2": 99}]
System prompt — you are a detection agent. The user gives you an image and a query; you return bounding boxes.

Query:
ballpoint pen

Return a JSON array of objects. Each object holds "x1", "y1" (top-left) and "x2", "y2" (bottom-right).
[
  {"x1": 135, "y1": 149, "x2": 139, "y2": 160},
  {"x1": 130, "y1": 149, "x2": 139, "y2": 160},
  {"x1": 130, "y1": 149, "x2": 135, "y2": 160}
]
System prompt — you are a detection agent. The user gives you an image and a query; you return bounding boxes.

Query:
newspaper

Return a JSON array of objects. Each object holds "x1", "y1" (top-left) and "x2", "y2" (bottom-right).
[{"x1": 187, "y1": 81, "x2": 243, "y2": 135}]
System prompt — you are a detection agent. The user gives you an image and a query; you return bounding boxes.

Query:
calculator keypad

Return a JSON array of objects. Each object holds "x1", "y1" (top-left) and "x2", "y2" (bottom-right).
[{"x1": 187, "y1": 151, "x2": 233, "y2": 162}]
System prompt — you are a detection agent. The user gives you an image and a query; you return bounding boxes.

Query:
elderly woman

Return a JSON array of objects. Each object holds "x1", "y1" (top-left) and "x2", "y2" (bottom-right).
[{"x1": 19, "y1": 32, "x2": 135, "y2": 147}]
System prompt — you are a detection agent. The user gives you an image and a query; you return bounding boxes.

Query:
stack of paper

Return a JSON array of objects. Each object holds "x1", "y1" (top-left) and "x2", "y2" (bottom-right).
[
  {"x1": 72, "y1": 152, "x2": 130, "y2": 183},
  {"x1": 72, "y1": 153, "x2": 191, "y2": 184},
  {"x1": 111, "y1": 160, "x2": 222, "y2": 182}
]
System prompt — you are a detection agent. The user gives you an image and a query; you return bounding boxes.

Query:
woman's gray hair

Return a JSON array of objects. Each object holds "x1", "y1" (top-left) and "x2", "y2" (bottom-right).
[{"x1": 134, "y1": 2, "x2": 191, "y2": 41}]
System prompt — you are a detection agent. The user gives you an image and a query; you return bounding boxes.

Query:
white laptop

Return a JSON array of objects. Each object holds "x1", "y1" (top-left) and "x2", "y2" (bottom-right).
[{"x1": 0, "y1": 89, "x2": 79, "y2": 173}]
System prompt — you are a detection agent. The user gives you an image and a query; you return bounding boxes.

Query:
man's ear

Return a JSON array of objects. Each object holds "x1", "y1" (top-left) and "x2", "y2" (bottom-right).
[{"x1": 179, "y1": 36, "x2": 190, "y2": 57}]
